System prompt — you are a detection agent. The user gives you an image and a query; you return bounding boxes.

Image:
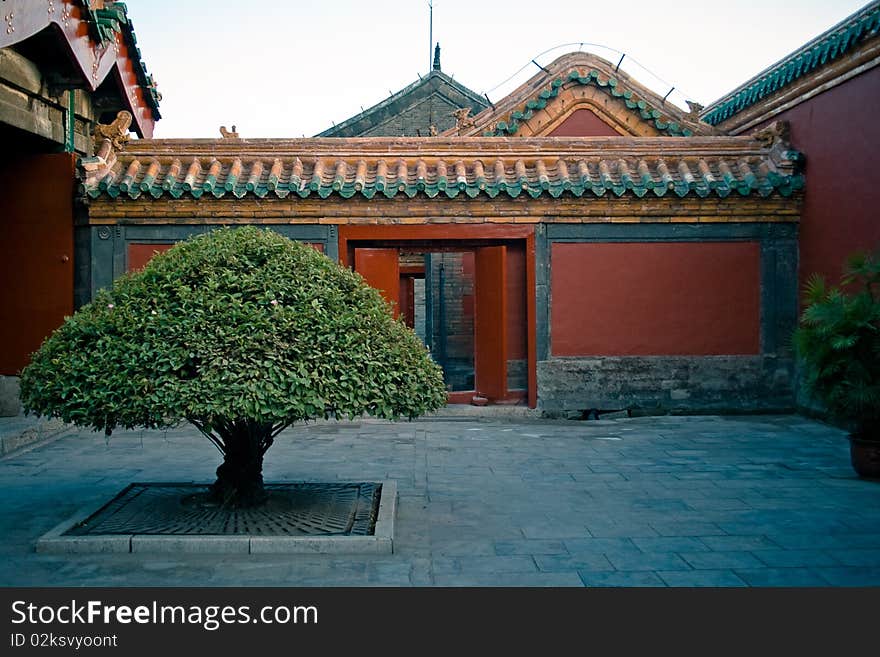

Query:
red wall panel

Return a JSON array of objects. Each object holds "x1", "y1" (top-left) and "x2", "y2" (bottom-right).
[
  {"x1": 551, "y1": 242, "x2": 761, "y2": 356},
  {"x1": 127, "y1": 243, "x2": 174, "y2": 271},
  {"x1": 127, "y1": 241, "x2": 324, "y2": 272},
  {"x1": 756, "y1": 66, "x2": 880, "y2": 289},
  {"x1": 548, "y1": 108, "x2": 620, "y2": 137}
]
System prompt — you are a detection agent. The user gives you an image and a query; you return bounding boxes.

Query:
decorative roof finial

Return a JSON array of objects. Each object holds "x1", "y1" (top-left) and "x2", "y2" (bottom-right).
[
  {"x1": 433, "y1": 43, "x2": 441, "y2": 71},
  {"x1": 92, "y1": 110, "x2": 132, "y2": 154},
  {"x1": 452, "y1": 107, "x2": 475, "y2": 135}
]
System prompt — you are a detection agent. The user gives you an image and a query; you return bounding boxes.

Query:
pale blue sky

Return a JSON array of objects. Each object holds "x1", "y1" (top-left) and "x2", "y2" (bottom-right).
[{"x1": 126, "y1": 0, "x2": 869, "y2": 139}]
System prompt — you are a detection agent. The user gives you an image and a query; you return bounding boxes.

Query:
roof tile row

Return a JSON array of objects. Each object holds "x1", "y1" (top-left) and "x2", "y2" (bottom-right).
[{"x1": 85, "y1": 141, "x2": 803, "y2": 201}]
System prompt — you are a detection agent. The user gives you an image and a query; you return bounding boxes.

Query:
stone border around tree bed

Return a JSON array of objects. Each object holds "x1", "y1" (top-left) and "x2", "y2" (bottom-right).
[{"x1": 35, "y1": 481, "x2": 397, "y2": 555}]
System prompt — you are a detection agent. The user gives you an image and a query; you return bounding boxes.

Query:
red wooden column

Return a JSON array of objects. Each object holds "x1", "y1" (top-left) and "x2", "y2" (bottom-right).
[
  {"x1": 354, "y1": 248, "x2": 400, "y2": 318},
  {"x1": 474, "y1": 245, "x2": 508, "y2": 400}
]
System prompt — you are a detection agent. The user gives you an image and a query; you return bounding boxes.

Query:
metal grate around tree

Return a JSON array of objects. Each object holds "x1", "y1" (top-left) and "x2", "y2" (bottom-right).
[{"x1": 64, "y1": 482, "x2": 382, "y2": 537}]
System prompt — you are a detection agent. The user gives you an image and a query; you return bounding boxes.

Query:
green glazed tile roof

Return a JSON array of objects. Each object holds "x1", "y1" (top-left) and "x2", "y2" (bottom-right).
[
  {"x1": 81, "y1": 137, "x2": 803, "y2": 202},
  {"x1": 702, "y1": 1, "x2": 880, "y2": 126},
  {"x1": 484, "y1": 71, "x2": 695, "y2": 137}
]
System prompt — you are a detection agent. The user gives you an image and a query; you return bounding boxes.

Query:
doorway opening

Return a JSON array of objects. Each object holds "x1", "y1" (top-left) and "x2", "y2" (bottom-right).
[{"x1": 348, "y1": 240, "x2": 529, "y2": 405}]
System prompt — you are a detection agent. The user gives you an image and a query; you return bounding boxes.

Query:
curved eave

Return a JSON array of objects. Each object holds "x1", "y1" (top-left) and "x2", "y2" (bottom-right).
[{"x1": 0, "y1": 1, "x2": 161, "y2": 137}]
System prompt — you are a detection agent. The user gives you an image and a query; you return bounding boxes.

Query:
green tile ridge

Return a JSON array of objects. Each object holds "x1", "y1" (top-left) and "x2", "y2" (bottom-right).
[
  {"x1": 485, "y1": 73, "x2": 693, "y2": 137},
  {"x1": 702, "y1": 1, "x2": 880, "y2": 125}
]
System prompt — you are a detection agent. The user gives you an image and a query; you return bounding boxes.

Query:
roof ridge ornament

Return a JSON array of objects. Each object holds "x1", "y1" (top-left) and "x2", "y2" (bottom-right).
[
  {"x1": 753, "y1": 121, "x2": 803, "y2": 173},
  {"x1": 92, "y1": 110, "x2": 131, "y2": 154},
  {"x1": 220, "y1": 125, "x2": 240, "y2": 139},
  {"x1": 81, "y1": 109, "x2": 131, "y2": 176},
  {"x1": 452, "y1": 108, "x2": 475, "y2": 135},
  {"x1": 433, "y1": 43, "x2": 441, "y2": 71},
  {"x1": 685, "y1": 101, "x2": 704, "y2": 119}
]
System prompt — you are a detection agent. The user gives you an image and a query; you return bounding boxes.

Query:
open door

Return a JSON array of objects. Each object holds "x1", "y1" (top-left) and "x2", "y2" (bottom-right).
[
  {"x1": 474, "y1": 245, "x2": 507, "y2": 400},
  {"x1": 354, "y1": 248, "x2": 400, "y2": 318}
]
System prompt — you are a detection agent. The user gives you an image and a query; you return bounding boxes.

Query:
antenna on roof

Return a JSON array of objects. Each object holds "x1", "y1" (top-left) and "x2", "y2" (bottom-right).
[
  {"x1": 661, "y1": 86, "x2": 675, "y2": 104},
  {"x1": 615, "y1": 53, "x2": 626, "y2": 72},
  {"x1": 484, "y1": 93, "x2": 495, "y2": 111},
  {"x1": 429, "y1": 1, "x2": 433, "y2": 73}
]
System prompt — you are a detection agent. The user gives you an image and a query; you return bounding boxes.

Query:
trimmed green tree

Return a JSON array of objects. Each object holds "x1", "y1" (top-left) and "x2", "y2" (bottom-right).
[{"x1": 20, "y1": 227, "x2": 446, "y2": 506}]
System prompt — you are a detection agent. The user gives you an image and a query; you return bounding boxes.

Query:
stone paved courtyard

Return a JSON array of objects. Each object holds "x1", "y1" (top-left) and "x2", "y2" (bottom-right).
[{"x1": 1, "y1": 413, "x2": 879, "y2": 587}]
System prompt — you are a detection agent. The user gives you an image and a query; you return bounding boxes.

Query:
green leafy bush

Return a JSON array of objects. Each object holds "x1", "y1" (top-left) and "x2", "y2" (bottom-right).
[
  {"x1": 794, "y1": 251, "x2": 880, "y2": 438},
  {"x1": 21, "y1": 226, "x2": 446, "y2": 505}
]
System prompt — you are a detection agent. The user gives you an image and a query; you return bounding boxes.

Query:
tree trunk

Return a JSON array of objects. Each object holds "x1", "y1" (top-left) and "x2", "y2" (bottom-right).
[{"x1": 208, "y1": 421, "x2": 273, "y2": 508}]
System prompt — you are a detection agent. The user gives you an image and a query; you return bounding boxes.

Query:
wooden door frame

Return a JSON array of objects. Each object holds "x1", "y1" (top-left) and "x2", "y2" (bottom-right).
[{"x1": 338, "y1": 224, "x2": 537, "y2": 409}]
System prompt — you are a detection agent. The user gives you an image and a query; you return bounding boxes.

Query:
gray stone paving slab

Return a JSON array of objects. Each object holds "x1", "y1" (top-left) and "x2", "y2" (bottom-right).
[
  {"x1": 751, "y1": 549, "x2": 841, "y2": 567},
  {"x1": 563, "y1": 537, "x2": 639, "y2": 554},
  {"x1": 826, "y1": 549, "x2": 880, "y2": 567},
  {"x1": 605, "y1": 551, "x2": 692, "y2": 572},
  {"x1": 631, "y1": 537, "x2": 712, "y2": 553},
  {"x1": 534, "y1": 554, "x2": 615, "y2": 572},
  {"x1": 2, "y1": 413, "x2": 880, "y2": 586},
  {"x1": 578, "y1": 571, "x2": 667, "y2": 587},
  {"x1": 733, "y1": 568, "x2": 830, "y2": 587},
  {"x1": 679, "y1": 551, "x2": 765, "y2": 569},
  {"x1": 657, "y1": 570, "x2": 748, "y2": 587},
  {"x1": 814, "y1": 567, "x2": 880, "y2": 586},
  {"x1": 494, "y1": 539, "x2": 567, "y2": 556}
]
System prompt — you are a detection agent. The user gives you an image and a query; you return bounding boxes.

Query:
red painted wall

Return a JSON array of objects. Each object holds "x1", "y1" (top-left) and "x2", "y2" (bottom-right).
[
  {"x1": 127, "y1": 243, "x2": 174, "y2": 271},
  {"x1": 127, "y1": 241, "x2": 324, "y2": 272},
  {"x1": 757, "y1": 66, "x2": 880, "y2": 290},
  {"x1": 0, "y1": 154, "x2": 75, "y2": 374},
  {"x1": 551, "y1": 242, "x2": 761, "y2": 356},
  {"x1": 548, "y1": 108, "x2": 619, "y2": 136}
]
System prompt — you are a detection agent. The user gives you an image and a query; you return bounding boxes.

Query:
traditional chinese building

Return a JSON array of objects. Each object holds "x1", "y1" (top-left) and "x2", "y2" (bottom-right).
[
  {"x1": 8, "y1": 1, "x2": 879, "y2": 418},
  {"x1": 0, "y1": 0, "x2": 160, "y2": 386},
  {"x1": 78, "y1": 48, "x2": 804, "y2": 414}
]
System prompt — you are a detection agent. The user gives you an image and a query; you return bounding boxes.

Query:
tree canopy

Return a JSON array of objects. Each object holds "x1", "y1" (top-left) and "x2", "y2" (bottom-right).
[{"x1": 21, "y1": 226, "x2": 447, "y2": 434}]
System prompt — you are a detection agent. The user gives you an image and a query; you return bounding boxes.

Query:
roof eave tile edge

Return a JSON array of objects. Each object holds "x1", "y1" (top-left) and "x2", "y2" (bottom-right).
[
  {"x1": 77, "y1": 2, "x2": 162, "y2": 117},
  {"x1": 701, "y1": 0, "x2": 880, "y2": 125},
  {"x1": 87, "y1": 181, "x2": 805, "y2": 202}
]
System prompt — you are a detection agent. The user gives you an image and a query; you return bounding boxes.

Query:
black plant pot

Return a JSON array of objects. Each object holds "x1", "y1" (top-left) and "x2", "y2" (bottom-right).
[{"x1": 849, "y1": 434, "x2": 880, "y2": 480}]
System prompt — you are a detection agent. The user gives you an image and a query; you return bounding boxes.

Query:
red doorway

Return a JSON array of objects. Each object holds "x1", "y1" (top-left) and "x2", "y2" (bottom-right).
[{"x1": 340, "y1": 225, "x2": 536, "y2": 408}]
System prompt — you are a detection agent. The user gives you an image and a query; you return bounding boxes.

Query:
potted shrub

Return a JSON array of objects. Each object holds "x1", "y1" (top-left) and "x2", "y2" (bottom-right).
[
  {"x1": 20, "y1": 226, "x2": 447, "y2": 506},
  {"x1": 794, "y1": 250, "x2": 880, "y2": 479}
]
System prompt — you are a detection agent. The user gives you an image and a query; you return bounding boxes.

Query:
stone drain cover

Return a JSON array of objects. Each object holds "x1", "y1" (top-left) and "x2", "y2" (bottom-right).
[{"x1": 64, "y1": 482, "x2": 382, "y2": 537}]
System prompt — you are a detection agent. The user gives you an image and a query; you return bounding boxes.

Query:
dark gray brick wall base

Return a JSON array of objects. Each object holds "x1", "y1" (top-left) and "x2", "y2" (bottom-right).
[{"x1": 538, "y1": 355, "x2": 795, "y2": 415}]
